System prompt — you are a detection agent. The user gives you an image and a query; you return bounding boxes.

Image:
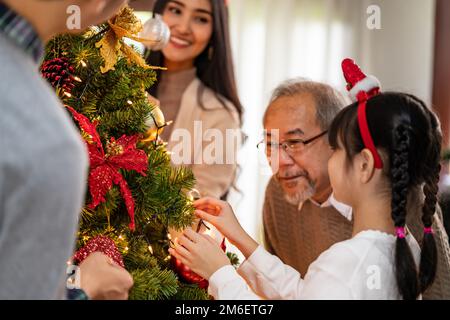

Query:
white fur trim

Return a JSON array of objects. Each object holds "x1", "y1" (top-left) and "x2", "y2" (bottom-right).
[{"x1": 348, "y1": 75, "x2": 381, "y2": 101}]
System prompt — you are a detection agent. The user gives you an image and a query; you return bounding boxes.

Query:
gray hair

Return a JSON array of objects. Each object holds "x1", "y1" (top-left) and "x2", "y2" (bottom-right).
[{"x1": 264, "y1": 78, "x2": 349, "y2": 130}]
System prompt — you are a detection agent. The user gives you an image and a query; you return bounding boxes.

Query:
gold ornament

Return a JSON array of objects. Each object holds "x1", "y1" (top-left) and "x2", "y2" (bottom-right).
[
  {"x1": 184, "y1": 188, "x2": 202, "y2": 203},
  {"x1": 94, "y1": 6, "x2": 165, "y2": 73},
  {"x1": 141, "y1": 106, "x2": 167, "y2": 143}
]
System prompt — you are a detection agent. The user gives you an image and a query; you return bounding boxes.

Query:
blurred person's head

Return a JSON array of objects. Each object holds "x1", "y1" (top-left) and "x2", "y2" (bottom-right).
[
  {"x1": 3, "y1": 0, "x2": 128, "y2": 42},
  {"x1": 147, "y1": 0, "x2": 242, "y2": 122},
  {"x1": 262, "y1": 80, "x2": 347, "y2": 206}
]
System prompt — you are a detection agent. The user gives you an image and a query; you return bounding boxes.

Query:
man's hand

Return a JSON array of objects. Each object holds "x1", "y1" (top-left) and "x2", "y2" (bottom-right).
[{"x1": 79, "y1": 252, "x2": 133, "y2": 300}]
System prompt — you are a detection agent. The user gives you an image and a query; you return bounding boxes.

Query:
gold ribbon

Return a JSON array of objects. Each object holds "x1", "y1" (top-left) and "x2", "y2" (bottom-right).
[{"x1": 95, "y1": 6, "x2": 166, "y2": 73}]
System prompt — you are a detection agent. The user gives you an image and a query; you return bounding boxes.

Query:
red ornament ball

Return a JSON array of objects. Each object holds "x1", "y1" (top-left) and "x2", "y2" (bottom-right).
[{"x1": 171, "y1": 238, "x2": 227, "y2": 289}]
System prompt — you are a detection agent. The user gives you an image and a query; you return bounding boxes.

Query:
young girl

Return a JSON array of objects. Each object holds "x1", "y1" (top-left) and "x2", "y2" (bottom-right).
[
  {"x1": 169, "y1": 65, "x2": 441, "y2": 299},
  {"x1": 145, "y1": 0, "x2": 242, "y2": 199}
]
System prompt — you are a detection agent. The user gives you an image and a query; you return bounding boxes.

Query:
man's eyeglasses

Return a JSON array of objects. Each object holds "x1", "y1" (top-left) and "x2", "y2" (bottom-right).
[{"x1": 257, "y1": 131, "x2": 328, "y2": 156}]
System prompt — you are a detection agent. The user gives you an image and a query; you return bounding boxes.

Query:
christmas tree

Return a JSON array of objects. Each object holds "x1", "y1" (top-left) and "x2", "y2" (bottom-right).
[{"x1": 41, "y1": 6, "x2": 209, "y2": 300}]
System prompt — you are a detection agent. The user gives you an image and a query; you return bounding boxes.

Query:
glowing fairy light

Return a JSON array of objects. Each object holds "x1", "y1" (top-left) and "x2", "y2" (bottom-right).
[{"x1": 203, "y1": 227, "x2": 214, "y2": 237}]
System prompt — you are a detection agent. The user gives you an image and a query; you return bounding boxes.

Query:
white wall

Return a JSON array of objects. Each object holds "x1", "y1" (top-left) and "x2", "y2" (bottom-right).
[{"x1": 358, "y1": 0, "x2": 436, "y2": 104}]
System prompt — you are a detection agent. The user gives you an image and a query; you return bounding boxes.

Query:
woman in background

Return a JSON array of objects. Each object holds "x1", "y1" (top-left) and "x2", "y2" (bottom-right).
[{"x1": 146, "y1": 0, "x2": 243, "y2": 199}]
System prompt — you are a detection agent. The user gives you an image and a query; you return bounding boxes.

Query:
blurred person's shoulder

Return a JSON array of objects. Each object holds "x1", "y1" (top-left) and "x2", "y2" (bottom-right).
[{"x1": 0, "y1": 33, "x2": 85, "y2": 168}]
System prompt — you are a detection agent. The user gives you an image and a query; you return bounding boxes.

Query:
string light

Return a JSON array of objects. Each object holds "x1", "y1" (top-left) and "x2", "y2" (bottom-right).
[
  {"x1": 80, "y1": 60, "x2": 87, "y2": 67},
  {"x1": 167, "y1": 233, "x2": 172, "y2": 240},
  {"x1": 64, "y1": 92, "x2": 72, "y2": 98},
  {"x1": 148, "y1": 245, "x2": 154, "y2": 255},
  {"x1": 118, "y1": 235, "x2": 124, "y2": 240},
  {"x1": 203, "y1": 227, "x2": 214, "y2": 237},
  {"x1": 73, "y1": 76, "x2": 82, "y2": 82},
  {"x1": 127, "y1": 100, "x2": 133, "y2": 105}
]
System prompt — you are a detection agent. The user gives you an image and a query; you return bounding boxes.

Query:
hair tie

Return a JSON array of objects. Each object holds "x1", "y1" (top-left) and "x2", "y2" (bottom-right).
[
  {"x1": 395, "y1": 227, "x2": 406, "y2": 239},
  {"x1": 424, "y1": 227, "x2": 434, "y2": 235}
]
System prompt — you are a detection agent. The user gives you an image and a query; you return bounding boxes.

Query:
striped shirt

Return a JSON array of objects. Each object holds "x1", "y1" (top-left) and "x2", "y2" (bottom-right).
[{"x1": 0, "y1": 2, "x2": 44, "y2": 64}]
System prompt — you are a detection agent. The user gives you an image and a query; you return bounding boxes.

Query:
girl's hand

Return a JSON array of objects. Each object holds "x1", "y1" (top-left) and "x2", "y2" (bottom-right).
[
  {"x1": 194, "y1": 197, "x2": 260, "y2": 259},
  {"x1": 193, "y1": 197, "x2": 245, "y2": 246},
  {"x1": 169, "y1": 229, "x2": 230, "y2": 280}
]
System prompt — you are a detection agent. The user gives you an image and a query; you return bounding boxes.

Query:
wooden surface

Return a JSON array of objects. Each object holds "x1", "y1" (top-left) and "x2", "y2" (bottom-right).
[
  {"x1": 432, "y1": 0, "x2": 450, "y2": 147},
  {"x1": 129, "y1": 0, "x2": 155, "y2": 11}
]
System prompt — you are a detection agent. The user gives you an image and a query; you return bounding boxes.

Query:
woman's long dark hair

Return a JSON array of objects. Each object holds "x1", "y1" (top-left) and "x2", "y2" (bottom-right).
[
  {"x1": 329, "y1": 92, "x2": 441, "y2": 300},
  {"x1": 145, "y1": 0, "x2": 243, "y2": 123}
]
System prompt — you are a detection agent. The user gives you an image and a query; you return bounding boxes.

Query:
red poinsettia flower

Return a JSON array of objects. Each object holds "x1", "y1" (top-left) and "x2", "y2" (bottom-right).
[{"x1": 66, "y1": 106, "x2": 148, "y2": 231}]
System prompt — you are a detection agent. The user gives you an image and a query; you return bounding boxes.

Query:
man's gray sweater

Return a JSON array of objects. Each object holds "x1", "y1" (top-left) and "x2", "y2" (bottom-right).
[{"x1": 0, "y1": 33, "x2": 88, "y2": 299}]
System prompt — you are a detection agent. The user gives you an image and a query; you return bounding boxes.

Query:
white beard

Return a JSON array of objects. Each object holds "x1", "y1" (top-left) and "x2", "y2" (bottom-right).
[{"x1": 283, "y1": 183, "x2": 316, "y2": 206}]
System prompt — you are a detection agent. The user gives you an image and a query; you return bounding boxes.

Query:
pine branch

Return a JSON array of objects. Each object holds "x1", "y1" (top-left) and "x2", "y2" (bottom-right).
[
  {"x1": 172, "y1": 284, "x2": 210, "y2": 301},
  {"x1": 130, "y1": 267, "x2": 179, "y2": 300}
]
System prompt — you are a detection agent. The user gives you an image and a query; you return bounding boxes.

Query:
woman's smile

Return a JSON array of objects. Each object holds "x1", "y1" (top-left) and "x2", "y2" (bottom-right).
[{"x1": 169, "y1": 35, "x2": 192, "y2": 48}]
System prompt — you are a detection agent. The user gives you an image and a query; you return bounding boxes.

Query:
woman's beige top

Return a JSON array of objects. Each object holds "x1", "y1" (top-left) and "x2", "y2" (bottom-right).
[{"x1": 157, "y1": 70, "x2": 241, "y2": 199}]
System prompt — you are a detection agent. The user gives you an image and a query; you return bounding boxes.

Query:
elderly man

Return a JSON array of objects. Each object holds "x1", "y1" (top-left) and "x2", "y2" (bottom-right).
[{"x1": 261, "y1": 79, "x2": 450, "y2": 299}]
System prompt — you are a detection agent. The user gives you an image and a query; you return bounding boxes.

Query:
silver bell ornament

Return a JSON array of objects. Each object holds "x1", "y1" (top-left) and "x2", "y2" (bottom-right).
[{"x1": 139, "y1": 14, "x2": 170, "y2": 51}]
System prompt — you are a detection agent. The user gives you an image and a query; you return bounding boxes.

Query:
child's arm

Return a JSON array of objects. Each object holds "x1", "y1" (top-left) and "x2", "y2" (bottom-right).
[
  {"x1": 169, "y1": 228, "x2": 307, "y2": 300},
  {"x1": 191, "y1": 197, "x2": 307, "y2": 299},
  {"x1": 170, "y1": 229, "x2": 354, "y2": 300},
  {"x1": 234, "y1": 245, "x2": 354, "y2": 300},
  {"x1": 185, "y1": 198, "x2": 354, "y2": 300}
]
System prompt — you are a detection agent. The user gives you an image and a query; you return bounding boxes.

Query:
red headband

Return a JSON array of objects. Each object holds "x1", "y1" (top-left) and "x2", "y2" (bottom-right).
[{"x1": 342, "y1": 59, "x2": 383, "y2": 169}]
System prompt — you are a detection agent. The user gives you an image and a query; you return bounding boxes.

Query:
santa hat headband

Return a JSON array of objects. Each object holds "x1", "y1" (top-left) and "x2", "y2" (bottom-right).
[{"x1": 341, "y1": 58, "x2": 383, "y2": 169}]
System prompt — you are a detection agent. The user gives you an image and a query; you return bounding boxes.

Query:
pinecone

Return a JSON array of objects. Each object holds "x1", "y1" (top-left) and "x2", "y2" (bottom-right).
[{"x1": 41, "y1": 57, "x2": 76, "y2": 94}]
